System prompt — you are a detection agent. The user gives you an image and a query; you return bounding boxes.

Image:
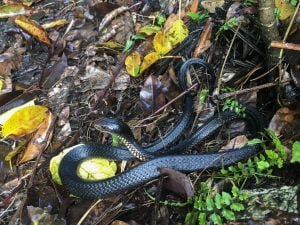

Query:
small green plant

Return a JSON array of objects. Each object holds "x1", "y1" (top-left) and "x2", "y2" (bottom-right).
[
  {"x1": 186, "y1": 130, "x2": 287, "y2": 224},
  {"x1": 185, "y1": 182, "x2": 248, "y2": 225},
  {"x1": 290, "y1": 0, "x2": 298, "y2": 6},
  {"x1": 186, "y1": 12, "x2": 209, "y2": 22},
  {"x1": 217, "y1": 17, "x2": 238, "y2": 34},
  {"x1": 222, "y1": 98, "x2": 246, "y2": 117},
  {"x1": 198, "y1": 88, "x2": 209, "y2": 104},
  {"x1": 123, "y1": 34, "x2": 146, "y2": 52},
  {"x1": 291, "y1": 141, "x2": 300, "y2": 163}
]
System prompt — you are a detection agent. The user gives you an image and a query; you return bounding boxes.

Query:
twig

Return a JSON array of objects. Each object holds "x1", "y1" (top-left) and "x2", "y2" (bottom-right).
[
  {"x1": 150, "y1": 82, "x2": 198, "y2": 117},
  {"x1": 215, "y1": 80, "x2": 291, "y2": 101},
  {"x1": 216, "y1": 23, "x2": 241, "y2": 95},
  {"x1": 271, "y1": 41, "x2": 300, "y2": 51}
]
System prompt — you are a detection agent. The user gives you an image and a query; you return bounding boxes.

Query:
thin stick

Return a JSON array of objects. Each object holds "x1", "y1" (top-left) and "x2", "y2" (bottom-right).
[
  {"x1": 151, "y1": 82, "x2": 198, "y2": 117},
  {"x1": 215, "y1": 80, "x2": 291, "y2": 101},
  {"x1": 271, "y1": 41, "x2": 300, "y2": 51},
  {"x1": 216, "y1": 23, "x2": 241, "y2": 95}
]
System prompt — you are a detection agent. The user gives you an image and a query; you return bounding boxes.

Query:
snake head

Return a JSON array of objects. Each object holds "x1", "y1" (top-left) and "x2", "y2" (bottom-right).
[{"x1": 94, "y1": 117, "x2": 134, "y2": 139}]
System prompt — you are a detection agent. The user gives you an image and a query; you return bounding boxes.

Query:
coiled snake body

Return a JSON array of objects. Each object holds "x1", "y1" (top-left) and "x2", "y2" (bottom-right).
[{"x1": 59, "y1": 59, "x2": 265, "y2": 199}]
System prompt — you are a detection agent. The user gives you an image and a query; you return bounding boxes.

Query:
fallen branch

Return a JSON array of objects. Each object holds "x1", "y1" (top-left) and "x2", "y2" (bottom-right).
[{"x1": 271, "y1": 41, "x2": 300, "y2": 51}]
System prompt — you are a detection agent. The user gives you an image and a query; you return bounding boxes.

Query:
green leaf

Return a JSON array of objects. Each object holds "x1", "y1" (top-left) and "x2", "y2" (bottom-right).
[
  {"x1": 157, "y1": 15, "x2": 166, "y2": 25},
  {"x1": 139, "y1": 25, "x2": 161, "y2": 36},
  {"x1": 214, "y1": 193, "x2": 222, "y2": 209},
  {"x1": 206, "y1": 195, "x2": 214, "y2": 211},
  {"x1": 256, "y1": 160, "x2": 270, "y2": 170},
  {"x1": 132, "y1": 34, "x2": 145, "y2": 40},
  {"x1": 231, "y1": 186, "x2": 239, "y2": 197},
  {"x1": 248, "y1": 138, "x2": 263, "y2": 146},
  {"x1": 221, "y1": 192, "x2": 232, "y2": 205},
  {"x1": 230, "y1": 202, "x2": 245, "y2": 211},
  {"x1": 112, "y1": 134, "x2": 119, "y2": 146},
  {"x1": 209, "y1": 213, "x2": 222, "y2": 225},
  {"x1": 198, "y1": 88, "x2": 209, "y2": 104},
  {"x1": 291, "y1": 141, "x2": 300, "y2": 163},
  {"x1": 123, "y1": 40, "x2": 134, "y2": 52},
  {"x1": 198, "y1": 212, "x2": 207, "y2": 225},
  {"x1": 221, "y1": 209, "x2": 235, "y2": 220},
  {"x1": 186, "y1": 12, "x2": 208, "y2": 21}
]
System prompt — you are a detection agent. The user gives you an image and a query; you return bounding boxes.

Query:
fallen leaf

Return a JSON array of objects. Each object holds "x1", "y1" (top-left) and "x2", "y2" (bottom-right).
[
  {"x1": 139, "y1": 24, "x2": 161, "y2": 36},
  {"x1": 153, "y1": 31, "x2": 172, "y2": 55},
  {"x1": 275, "y1": 0, "x2": 295, "y2": 20},
  {"x1": 14, "y1": 15, "x2": 52, "y2": 46},
  {"x1": 18, "y1": 111, "x2": 53, "y2": 164},
  {"x1": 125, "y1": 51, "x2": 141, "y2": 77},
  {"x1": 111, "y1": 220, "x2": 130, "y2": 225},
  {"x1": 0, "y1": 47, "x2": 26, "y2": 77},
  {"x1": 201, "y1": 0, "x2": 225, "y2": 13},
  {"x1": 0, "y1": 4, "x2": 31, "y2": 18},
  {"x1": 220, "y1": 135, "x2": 248, "y2": 150},
  {"x1": 2, "y1": 105, "x2": 48, "y2": 138},
  {"x1": 193, "y1": 19, "x2": 213, "y2": 57},
  {"x1": 140, "y1": 52, "x2": 160, "y2": 74},
  {"x1": 41, "y1": 18, "x2": 68, "y2": 30},
  {"x1": 140, "y1": 75, "x2": 166, "y2": 114},
  {"x1": 159, "y1": 168, "x2": 194, "y2": 198},
  {"x1": 49, "y1": 145, "x2": 117, "y2": 185},
  {"x1": 166, "y1": 19, "x2": 189, "y2": 46},
  {"x1": 40, "y1": 53, "x2": 68, "y2": 89}
]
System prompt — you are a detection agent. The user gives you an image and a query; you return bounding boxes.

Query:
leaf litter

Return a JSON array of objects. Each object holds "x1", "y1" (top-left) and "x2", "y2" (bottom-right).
[{"x1": 0, "y1": 0, "x2": 299, "y2": 224}]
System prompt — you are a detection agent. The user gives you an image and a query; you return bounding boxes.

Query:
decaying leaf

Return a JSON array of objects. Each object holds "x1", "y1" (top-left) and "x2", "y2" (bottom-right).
[
  {"x1": 125, "y1": 51, "x2": 141, "y2": 77},
  {"x1": 42, "y1": 18, "x2": 68, "y2": 30},
  {"x1": 140, "y1": 75, "x2": 166, "y2": 113},
  {"x1": 40, "y1": 53, "x2": 68, "y2": 89},
  {"x1": 14, "y1": 15, "x2": 52, "y2": 46},
  {"x1": 193, "y1": 19, "x2": 213, "y2": 57},
  {"x1": 0, "y1": 4, "x2": 31, "y2": 18},
  {"x1": 140, "y1": 52, "x2": 160, "y2": 74},
  {"x1": 201, "y1": 0, "x2": 225, "y2": 13},
  {"x1": 139, "y1": 24, "x2": 161, "y2": 36},
  {"x1": 275, "y1": 0, "x2": 295, "y2": 20},
  {"x1": 18, "y1": 111, "x2": 53, "y2": 164},
  {"x1": 1, "y1": 105, "x2": 48, "y2": 138},
  {"x1": 0, "y1": 47, "x2": 26, "y2": 77},
  {"x1": 166, "y1": 19, "x2": 189, "y2": 46},
  {"x1": 153, "y1": 31, "x2": 172, "y2": 55},
  {"x1": 159, "y1": 168, "x2": 194, "y2": 198},
  {"x1": 49, "y1": 146, "x2": 117, "y2": 185}
]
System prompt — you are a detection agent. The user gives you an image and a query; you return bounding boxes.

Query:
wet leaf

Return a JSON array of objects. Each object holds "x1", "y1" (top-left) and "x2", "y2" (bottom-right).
[
  {"x1": 166, "y1": 19, "x2": 189, "y2": 46},
  {"x1": 140, "y1": 52, "x2": 160, "y2": 74},
  {"x1": 41, "y1": 18, "x2": 68, "y2": 30},
  {"x1": 40, "y1": 53, "x2": 68, "y2": 89},
  {"x1": 153, "y1": 31, "x2": 172, "y2": 55},
  {"x1": 291, "y1": 141, "x2": 300, "y2": 163},
  {"x1": 1, "y1": 105, "x2": 48, "y2": 138},
  {"x1": 201, "y1": 0, "x2": 225, "y2": 13},
  {"x1": 50, "y1": 146, "x2": 117, "y2": 185},
  {"x1": 140, "y1": 75, "x2": 166, "y2": 114},
  {"x1": 0, "y1": 4, "x2": 30, "y2": 18},
  {"x1": 125, "y1": 51, "x2": 141, "y2": 77},
  {"x1": 18, "y1": 112, "x2": 53, "y2": 164},
  {"x1": 14, "y1": 15, "x2": 52, "y2": 46},
  {"x1": 159, "y1": 168, "x2": 194, "y2": 198},
  {"x1": 275, "y1": 0, "x2": 295, "y2": 20},
  {"x1": 139, "y1": 24, "x2": 161, "y2": 36}
]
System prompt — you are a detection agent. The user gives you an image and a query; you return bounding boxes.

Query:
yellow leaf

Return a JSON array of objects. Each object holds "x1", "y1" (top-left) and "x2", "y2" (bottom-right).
[
  {"x1": 96, "y1": 41, "x2": 124, "y2": 50},
  {"x1": 275, "y1": 0, "x2": 295, "y2": 20},
  {"x1": 125, "y1": 51, "x2": 141, "y2": 77},
  {"x1": 42, "y1": 18, "x2": 68, "y2": 30},
  {"x1": 2, "y1": 105, "x2": 48, "y2": 138},
  {"x1": 166, "y1": 19, "x2": 189, "y2": 46},
  {"x1": 139, "y1": 24, "x2": 161, "y2": 36},
  {"x1": 140, "y1": 52, "x2": 160, "y2": 74},
  {"x1": 153, "y1": 31, "x2": 173, "y2": 55},
  {"x1": 49, "y1": 145, "x2": 117, "y2": 185},
  {"x1": 14, "y1": 15, "x2": 52, "y2": 46}
]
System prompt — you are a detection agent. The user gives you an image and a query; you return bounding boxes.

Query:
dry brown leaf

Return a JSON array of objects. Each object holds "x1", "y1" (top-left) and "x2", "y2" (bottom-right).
[
  {"x1": 159, "y1": 168, "x2": 194, "y2": 198},
  {"x1": 14, "y1": 15, "x2": 52, "y2": 46},
  {"x1": 193, "y1": 19, "x2": 213, "y2": 57},
  {"x1": 190, "y1": 0, "x2": 199, "y2": 13},
  {"x1": 201, "y1": 0, "x2": 225, "y2": 13},
  {"x1": 18, "y1": 111, "x2": 53, "y2": 164}
]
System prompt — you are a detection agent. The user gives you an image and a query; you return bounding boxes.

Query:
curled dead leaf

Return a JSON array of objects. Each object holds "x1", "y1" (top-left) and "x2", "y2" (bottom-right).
[
  {"x1": 14, "y1": 15, "x2": 52, "y2": 46},
  {"x1": 18, "y1": 111, "x2": 54, "y2": 164}
]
